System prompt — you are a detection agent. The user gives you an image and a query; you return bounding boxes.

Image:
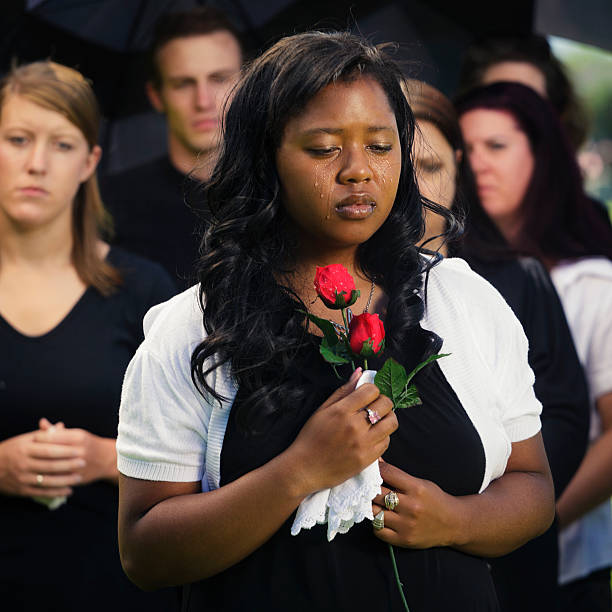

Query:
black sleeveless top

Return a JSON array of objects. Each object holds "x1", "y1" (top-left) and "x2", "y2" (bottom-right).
[{"x1": 182, "y1": 328, "x2": 499, "y2": 612}]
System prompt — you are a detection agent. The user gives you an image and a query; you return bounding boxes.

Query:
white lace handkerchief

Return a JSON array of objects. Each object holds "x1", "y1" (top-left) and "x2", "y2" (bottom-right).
[{"x1": 290, "y1": 370, "x2": 383, "y2": 541}]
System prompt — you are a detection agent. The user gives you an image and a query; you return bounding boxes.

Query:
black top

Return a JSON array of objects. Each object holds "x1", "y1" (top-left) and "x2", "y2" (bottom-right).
[
  {"x1": 0, "y1": 248, "x2": 178, "y2": 612},
  {"x1": 100, "y1": 157, "x2": 208, "y2": 289},
  {"x1": 182, "y1": 329, "x2": 499, "y2": 612}
]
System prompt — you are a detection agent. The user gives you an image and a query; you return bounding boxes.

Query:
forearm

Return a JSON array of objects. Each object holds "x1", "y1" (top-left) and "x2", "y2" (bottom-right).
[
  {"x1": 119, "y1": 449, "x2": 308, "y2": 589},
  {"x1": 451, "y1": 470, "x2": 554, "y2": 557},
  {"x1": 556, "y1": 428, "x2": 612, "y2": 529},
  {"x1": 100, "y1": 437, "x2": 119, "y2": 484}
]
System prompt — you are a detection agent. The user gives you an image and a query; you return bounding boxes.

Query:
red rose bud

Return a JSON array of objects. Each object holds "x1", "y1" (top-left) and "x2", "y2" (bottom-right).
[
  {"x1": 349, "y1": 313, "x2": 385, "y2": 356},
  {"x1": 314, "y1": 264, "x2": 360, "y2": 309}
]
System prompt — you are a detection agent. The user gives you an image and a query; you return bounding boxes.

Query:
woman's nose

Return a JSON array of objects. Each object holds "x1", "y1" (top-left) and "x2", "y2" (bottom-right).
[
  {"x1": 468, "y1": 147, "x2": 489, "y2": 175},
  {"x1": 26, "y1": 142, "x2": 48, "y2": 175},
  {"x1": 338, "y1": 147, "x2": 372, "y2": 184}
]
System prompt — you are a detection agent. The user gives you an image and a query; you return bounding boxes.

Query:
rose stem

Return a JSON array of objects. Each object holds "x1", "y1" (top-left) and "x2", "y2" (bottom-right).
[
  {"x1": 388, "y1": 544, "x2": 410, "y2": 611},
  {"x1": 341, "y1": 307, "x2": 349, "y2": 336}
]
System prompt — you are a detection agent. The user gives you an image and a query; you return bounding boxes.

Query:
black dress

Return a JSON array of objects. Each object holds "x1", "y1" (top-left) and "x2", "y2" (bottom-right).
[
  {"x1": 182, "y1": 328, "x2": 500, "y2": 612},
  {"x1": 0, "y1": 248, "x2": 179, "y2": 612}
]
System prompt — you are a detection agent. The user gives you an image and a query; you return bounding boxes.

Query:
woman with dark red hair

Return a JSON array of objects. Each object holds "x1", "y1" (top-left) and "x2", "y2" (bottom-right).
[
  {"x1": 406, "y1": 77, "x2": 590, "y2": 612},
  {"x1": 456, "y1": 81, "x2": 612, "y2": 611}
]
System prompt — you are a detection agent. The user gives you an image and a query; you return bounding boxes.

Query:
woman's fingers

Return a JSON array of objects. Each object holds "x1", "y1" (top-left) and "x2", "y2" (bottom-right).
[
  {"x1": 28, "y1": 457, "x2": 86, "y2": 474},
  {"x1": 318, "y1": 368, "x2": 363, "y2": 411},
  {"x1": 370, "y1": 507, "x2": 404, "y2": 546},
  {"x1": 33, "y1": 428, "x2": 85, "y2": 445},
  {"x1": 28, "y1": 441, "x2": 84, "y2": 459},
  {"x1": 377, "y1": 458, "x2": 417, "y2": 491},
  {"x1": 362, "y1": 394, "x2": 396, "y2": 433},
  {"x1": 38, "y1": 418, "x2": 66, "y2": 431},
  {"x1": 29, "y1": 472, "x2": 82, "y2": 488}
]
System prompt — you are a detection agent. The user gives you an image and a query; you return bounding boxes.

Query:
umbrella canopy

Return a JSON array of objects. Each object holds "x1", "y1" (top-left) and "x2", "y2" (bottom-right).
[{"x1": 0, "y1": 0, "x2": 539, "y2": 173}]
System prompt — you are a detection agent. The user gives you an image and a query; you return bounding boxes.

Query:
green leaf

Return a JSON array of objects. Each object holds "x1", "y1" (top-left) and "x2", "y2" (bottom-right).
[
  {"x1": 320, "y1": 338, "x2": 351, "y2": 364},
  {"x1": 395, "y1": 384, "x2": 422, "y2": 410},
  {"x1": 405, "y1": 353, "x2": 451, "y2": 385},
  {"x1": 298, "y1": 310, "x2": 339, "y2": 346},
  {"x1": 375, "y1": 358, "x2": 408, "y2": 403}
]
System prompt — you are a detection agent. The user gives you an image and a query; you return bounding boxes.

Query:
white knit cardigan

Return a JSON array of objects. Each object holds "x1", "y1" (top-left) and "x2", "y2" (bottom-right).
[{"x1": 117, "y1": 257, "x2": 542, "y2": 494}]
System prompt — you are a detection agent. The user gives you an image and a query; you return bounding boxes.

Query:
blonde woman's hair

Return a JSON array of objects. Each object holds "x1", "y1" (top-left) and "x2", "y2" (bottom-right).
[{"x1": 0, "y1": 60, "x2": 121, "y2": 295}]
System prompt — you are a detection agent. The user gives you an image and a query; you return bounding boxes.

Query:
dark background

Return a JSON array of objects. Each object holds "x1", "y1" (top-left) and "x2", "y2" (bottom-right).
[{"x1": 1, "y1": 0, "x2": 608, "y2": 174}]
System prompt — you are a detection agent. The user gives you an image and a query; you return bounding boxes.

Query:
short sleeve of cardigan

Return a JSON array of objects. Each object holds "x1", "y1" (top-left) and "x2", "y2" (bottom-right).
[
  {"x1": 466, "y1": 263, "x2": 542, "y2": 442},
  {"x1": 427, "y1": 258, "x2": 542, "y2": 443},
  {"x1": 494, "y1": 303, "x2": 542, "y2": 442},
  {"x1": 116, "y1": 288, "x2": 213, "y2": 482}
]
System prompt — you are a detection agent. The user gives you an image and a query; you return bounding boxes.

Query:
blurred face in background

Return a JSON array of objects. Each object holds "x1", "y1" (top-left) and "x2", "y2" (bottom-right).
[
  {"x1": 413, "y1": 119, "x2": 458, "y2": 250},
  {"x1": 481, "y1": 61, "x2": 547, "y2": 98},
  {"x1": 459, "y1": 108, "x2": 534, "y2": 239},
  {"x1": 0, "y1": 94, "x2": 100, "y2": 231},
  {"x1": 147, "y1": 31, "x2": 242, "y2": 156}
]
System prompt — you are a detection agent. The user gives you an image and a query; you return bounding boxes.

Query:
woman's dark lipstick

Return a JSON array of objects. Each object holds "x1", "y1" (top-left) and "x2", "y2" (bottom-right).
[{"x1": 335, "y1": 194, "x2": 376, "y2": 219}]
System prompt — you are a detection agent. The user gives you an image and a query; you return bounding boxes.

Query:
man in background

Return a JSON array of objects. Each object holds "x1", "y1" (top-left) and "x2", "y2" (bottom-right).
[{"x1": 101, "y1": 7, "x2": 243, "y2": 287}]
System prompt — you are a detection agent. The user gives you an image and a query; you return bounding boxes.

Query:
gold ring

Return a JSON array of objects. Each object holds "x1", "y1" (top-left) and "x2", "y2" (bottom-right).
[
  {"x1": 384, "y1": 490, "x2": 399, "y2": 511},
  {"x1": 36, "y1": 474, "x2": 44, "y2": 485},
  {"x1": 372, "y1": 510, "x2": 384, "y2": 530}
]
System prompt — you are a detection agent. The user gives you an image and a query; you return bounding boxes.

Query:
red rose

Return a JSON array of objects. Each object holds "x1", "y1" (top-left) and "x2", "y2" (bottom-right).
[
  {"x1": 314, "y1": 264, "x2": 359, "y2": 309},
  {"x1": 348, "y1": 313, "x2": 385, "y2": 356}
]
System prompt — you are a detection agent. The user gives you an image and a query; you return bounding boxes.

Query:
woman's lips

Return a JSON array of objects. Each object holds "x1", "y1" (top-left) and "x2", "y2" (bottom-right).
[
  {"x1": 335, "y1": 194, "x2": 376, "y2": 219},
  {"x1": 19, "y1": 186, "x2": 48, "y2": 196}
]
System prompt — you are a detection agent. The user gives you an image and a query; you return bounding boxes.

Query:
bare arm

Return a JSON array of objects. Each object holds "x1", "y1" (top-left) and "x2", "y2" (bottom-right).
[
  {"x1": 372, "y1": 432, "x2": 555, "y2": 557},
  {"x1": 118, "y1": 377, "x2": 398, "y2": 590},
  {"x1": 556, "y1": 392, "x2": 612, "y2": 529}
]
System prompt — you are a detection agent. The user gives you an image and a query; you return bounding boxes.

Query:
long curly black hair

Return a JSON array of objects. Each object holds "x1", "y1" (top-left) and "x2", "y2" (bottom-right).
[{"x1": 191, "y1": 31, "x2": 459, "y2": 431}]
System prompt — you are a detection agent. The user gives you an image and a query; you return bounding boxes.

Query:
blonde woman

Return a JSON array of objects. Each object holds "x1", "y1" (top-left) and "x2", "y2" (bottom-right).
[{"x1": 0, "y1": 62, "x2": 176, "y2": 611}]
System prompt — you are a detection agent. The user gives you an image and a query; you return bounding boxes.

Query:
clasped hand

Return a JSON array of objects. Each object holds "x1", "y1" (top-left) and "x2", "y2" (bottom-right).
[
  {"x1": 371, "y1": 460, "x2": 461, "y2": 549},
  {"x1": 0, "y1": 418, "x2": 117, "y2": 498}
]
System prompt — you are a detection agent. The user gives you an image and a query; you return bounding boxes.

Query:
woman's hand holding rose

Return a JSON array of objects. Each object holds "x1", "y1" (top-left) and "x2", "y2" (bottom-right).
[{"x1": 286, "y1": 370, "x2": 398, "y2": 497}]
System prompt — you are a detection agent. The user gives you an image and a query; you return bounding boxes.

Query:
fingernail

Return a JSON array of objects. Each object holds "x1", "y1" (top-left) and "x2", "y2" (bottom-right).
[{"x1": 350, "y1": 367, "x2": 363, "y2": 383}]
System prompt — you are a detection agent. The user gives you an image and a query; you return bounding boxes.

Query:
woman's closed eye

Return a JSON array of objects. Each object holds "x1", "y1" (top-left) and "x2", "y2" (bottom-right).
[
  {"x1": 418, "y1": 160, "x2": 442, "y2": 174},
  {"x1": 367, "y1": 143, "x2": 393, "y2": 154},
  {"x1": 306, "y1": 147, "x2": 340, "y2": 157}
]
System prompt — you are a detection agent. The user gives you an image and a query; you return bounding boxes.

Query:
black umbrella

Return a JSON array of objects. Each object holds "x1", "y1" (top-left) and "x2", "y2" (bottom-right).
[{"x1": 1, "y1": 0, "x2": 536, "y2": 173}]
